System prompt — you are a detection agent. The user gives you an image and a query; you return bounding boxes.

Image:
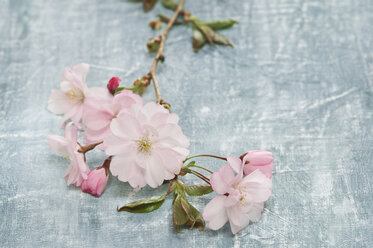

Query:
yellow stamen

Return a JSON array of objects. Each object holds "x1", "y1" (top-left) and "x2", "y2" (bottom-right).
[
  {"x1": 66, "y1": 88, "x2": 85, "y2": 102},
  {"x1": 136, "y1": 137, "x2": 152, "y2": 154}
]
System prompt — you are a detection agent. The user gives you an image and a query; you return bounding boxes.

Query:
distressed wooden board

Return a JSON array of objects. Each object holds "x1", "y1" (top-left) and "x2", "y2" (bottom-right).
[{"x1": 0, "y1": 0, "x2": 372, "y2": 247}]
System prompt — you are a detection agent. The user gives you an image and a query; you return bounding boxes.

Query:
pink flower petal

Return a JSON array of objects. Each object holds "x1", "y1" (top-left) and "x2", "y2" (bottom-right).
[
  {"x1": 110, "y1": 154, "x2": 136, "y2": 182},
  {"x1": 144, "y1": 153, "x2": 165, "y2": 188},
  {"x1": 47, "y1": 90, "x2": 71, "y2": 114},
  {"x1": 240, "y1": 170, "x2": 272, "y2": 202},
  {"x1": 244, "y1": 150, "x2": 274, "y2": 166},
  {"x1": 110, "y1": 112, "x2": 142, "y2": 139},
  {"x1": 246, "y1": 202, "x2": 264, "y2": 222},
  {"x1": 71, "y1": 63, "x2": 89, "y2": 84},
  {"x1": 158, "y1": 124, "x2": 190, "y2": 148},
  {"x1": 244, "y1": 164, "x2": 273, "y2": 178},
  {"x1": 104, "y1": 134, "x2": 134, "y2": 155},
  {"x1": 227, "y1": 205, "x2": 250, "y2": 234},
  {"x1": 227, "y1": 156, "x2": 242, "y2": 173},
  {"x1": 203, "y1": 195, "x2": 228, "y2": 230},
  {"x1": 141, "y1": 102, "x2": 168, "y2": 120},
  {"x1": 83, "y1": 108, "x2": 112, "y2": 131},
  {"x1": 156, "y1": 148, "x2": 183, "y2": 175},
  {"x1": 210, "y1": 164, "x2": 235, "y2": 195},
  {"x1": 46, "y1": 135, "x2": 69, "y2": 157}
]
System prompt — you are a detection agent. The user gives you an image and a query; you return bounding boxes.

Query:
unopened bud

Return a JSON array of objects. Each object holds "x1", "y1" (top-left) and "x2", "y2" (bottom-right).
[
  {"x1": 107, "y1": 77, "x2": 121, "y2": 95},
  {"x1": 132, "y1": 75, "x2": 151, "y2": 96},
  {"x1": 149, "y1": 19, "x2": 162, "y2": 30},
  {"x1": 147, "y1": 37, "x2": 161, "y2": 53}
]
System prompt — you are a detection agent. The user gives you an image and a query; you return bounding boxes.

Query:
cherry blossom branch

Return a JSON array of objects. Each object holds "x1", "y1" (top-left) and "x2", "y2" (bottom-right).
[
  {"x1": 148, "y1": 0, "x2": 185, "y2": 106},
  {"x1": 78, "y1": 141, "x2": 103, "y2": 154}
]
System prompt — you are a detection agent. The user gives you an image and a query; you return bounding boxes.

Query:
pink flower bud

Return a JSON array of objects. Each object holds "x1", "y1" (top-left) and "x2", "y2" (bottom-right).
[
  {"x1": 243, "y1": 150, "x2": 274, "y2": 178},
  {"x1": 107, "y1": 77, "x2": 121, "y2": 95},
  {"x1": 81, "y1": 166, "x2": 109, "y2": 197}
]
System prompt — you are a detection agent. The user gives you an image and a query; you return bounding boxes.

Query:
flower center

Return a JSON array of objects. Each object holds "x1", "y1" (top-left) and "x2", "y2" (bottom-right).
[
  {"x1": 66, "y1": 87, "x2": 85, "y2": 102},
  {"x1": 136, "y1": 137, "x2": 152, "y2": 154},
  {"x1": 232, "y1": 184, "x2": 246, "y2": 203}
]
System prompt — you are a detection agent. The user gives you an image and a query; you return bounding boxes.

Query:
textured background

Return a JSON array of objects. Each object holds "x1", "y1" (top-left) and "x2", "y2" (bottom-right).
[{"x1": 1, "y1": 0, "x2": 372, "y2": 247}]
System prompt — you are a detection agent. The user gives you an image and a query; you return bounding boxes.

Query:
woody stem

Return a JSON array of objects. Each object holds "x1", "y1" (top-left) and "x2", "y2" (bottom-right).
[{"x1": 148, "y1": 0, "x2": 185, "y2": 104}]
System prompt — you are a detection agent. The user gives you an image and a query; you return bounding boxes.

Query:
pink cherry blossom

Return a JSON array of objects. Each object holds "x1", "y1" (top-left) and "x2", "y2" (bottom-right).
[
  {"x1": 243, "y1": 150, "x2": 274, "y2": 178},
  {"x1": 47, "y1": 63, "x2": 112, "y2": 126},
  {"x1": 47, "y1": 123, "x2": 89, "y2": 187},
  {"x1": 81, "y1": 166, "x2": 109, "y2": 197},
  {"x1": 83, "y1": 90, "x2": 143, "y2": 145},
  {"x1": 203, "y1": 156, "x2": 272, "y2": 234},
  {"x1": 103, "y1": 102, "x2": 190, "y2": 189}
]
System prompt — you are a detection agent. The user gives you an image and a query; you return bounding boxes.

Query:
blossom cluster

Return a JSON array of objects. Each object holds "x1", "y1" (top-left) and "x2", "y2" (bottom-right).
[{"x1": 47, "y1": 63, "x2": 274, "y2": 234}]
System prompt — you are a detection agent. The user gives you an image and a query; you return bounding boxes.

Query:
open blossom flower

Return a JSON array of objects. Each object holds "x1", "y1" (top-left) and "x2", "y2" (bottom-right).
[
  {"x1": 47, "y1": 63, "x2": 112, "y2": 126},
  {"x1": 83, "y1": 90, "x2": 142, "y2": 145},
  {"x1": 47, "y1": 123, "x2": 89, "y2": 187},
  {"x1": 203, "y1": 156, "x2": 272, "y2": 234},
  {"x1": 104, "y1": 102, "x2": 190, "y2": 189},
  {"x1": 243, "y1": 150, "x2": 274, "y2": 178},
  {"x1": 81, "y1": 166, "x2": 109, "y2": 197}
]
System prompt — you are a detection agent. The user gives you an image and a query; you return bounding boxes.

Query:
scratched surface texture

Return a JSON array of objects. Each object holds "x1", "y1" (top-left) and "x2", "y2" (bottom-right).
[{"x1": 0, "y1": 0, "x2": 372, "y2": 247}]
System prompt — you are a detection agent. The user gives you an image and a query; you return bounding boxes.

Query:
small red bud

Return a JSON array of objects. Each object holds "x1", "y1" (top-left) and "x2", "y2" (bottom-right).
[{"x1": 107, "y1": 77, "x2": 121, "y2": 95}]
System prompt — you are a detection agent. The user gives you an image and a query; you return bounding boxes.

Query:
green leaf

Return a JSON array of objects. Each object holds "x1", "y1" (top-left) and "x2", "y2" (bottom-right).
[
  {"x1": 192, "y1": 29, "x2": 206, "y2": 53},
  {"x1": 197, "y1": 24, "x2": 215, "y2": 45},
  {"x1": 143, "y1": 0, "x2": 158, "y2": 12},
  {"x1": 182, "y1": 199, "x2": 205, "y2": 230},
  {"x1": 213, "y1": 31, "x2": 234, "y2": 47},
  {"x1": 201, "y1": 19, "x2": 238, "y2": 30},
  {"x1": 173, "y1": 195, "x2": 189, "y2": 232},
  {"x1": 185, "y1": 184, "x2": 213, "y2": 196},
  {"x1": 117, "y1": 194, "x2": 167, "y2": 213},
  {"x1": 172, "y1": 180, "x2": 206, "y2": 232},
  {"x1": 161, "y1": 0, "x2": 177, "y2": 10}
]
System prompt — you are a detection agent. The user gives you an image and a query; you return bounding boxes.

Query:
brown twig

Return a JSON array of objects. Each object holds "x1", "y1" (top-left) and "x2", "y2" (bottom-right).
[
  {"x1": 78, "y1": 141, "x2": 103, "y2": 154},
  {"x1": 148, "y1": 0, "x2": 185, "y2": 105}
]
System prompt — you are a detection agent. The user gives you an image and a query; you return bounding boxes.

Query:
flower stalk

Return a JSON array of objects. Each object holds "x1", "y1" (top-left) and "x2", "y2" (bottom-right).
[{"x1": 184, "y1": 154, "x2": 227, "y2": 162}]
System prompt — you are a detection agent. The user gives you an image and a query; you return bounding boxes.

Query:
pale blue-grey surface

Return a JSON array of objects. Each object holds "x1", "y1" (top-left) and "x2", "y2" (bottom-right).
[{"x1": 0, "y1": 0, "x2": 372, "y2": 247}]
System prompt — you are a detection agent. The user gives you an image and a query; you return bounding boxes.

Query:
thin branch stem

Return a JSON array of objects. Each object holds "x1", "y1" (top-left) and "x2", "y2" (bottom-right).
[
  {"x1": 188, "y1": 164, "x2": 214, "y2": 174},
  {"x1": 189, "y1": 170, "x2": 210, "y2": 185},
  {"x1": 148, "y1": 0, "x2": 185, "y2": 104},
  {"x1": 184, "y1": 154, "x2": 227, "y2": 162}
]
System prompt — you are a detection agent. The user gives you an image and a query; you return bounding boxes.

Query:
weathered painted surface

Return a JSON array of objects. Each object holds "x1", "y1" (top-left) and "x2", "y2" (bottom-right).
[{"x1": 0, "y1": 0, "x2": 372, "y2": 247}]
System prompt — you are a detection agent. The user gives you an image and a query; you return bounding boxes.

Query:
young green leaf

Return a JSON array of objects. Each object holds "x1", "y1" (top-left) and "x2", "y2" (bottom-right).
[
  {"x1": 197, "y1": 24, "x2": 215, "y2": 45},
  {"x1": 201, "y1": 19, "x2": 238, "y2": 30},
  {"x1": 161, "y1": 0, "x2": 177, "y2": 10},
  {"x1": 213, "y1": 31, "x2": 234, "y2": 47},
  {"x1": 181, "y1": 199, "x2": 205, "y2": 230},
  {"x1": 117, "y1": 194, "x2": 167, "y2": 213},
  {"x1": 192, "y1": 29, "x2": 206, "y2": 52},
  {"x1": 172, "y1": 180, "x2": 206, "y2": 232},
  {"x1": 173, "y1": 195, "x2": 189, "y2": 232},
  {"x1": 185, "y1": 184, "x2": 213, "y2": 196}
]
